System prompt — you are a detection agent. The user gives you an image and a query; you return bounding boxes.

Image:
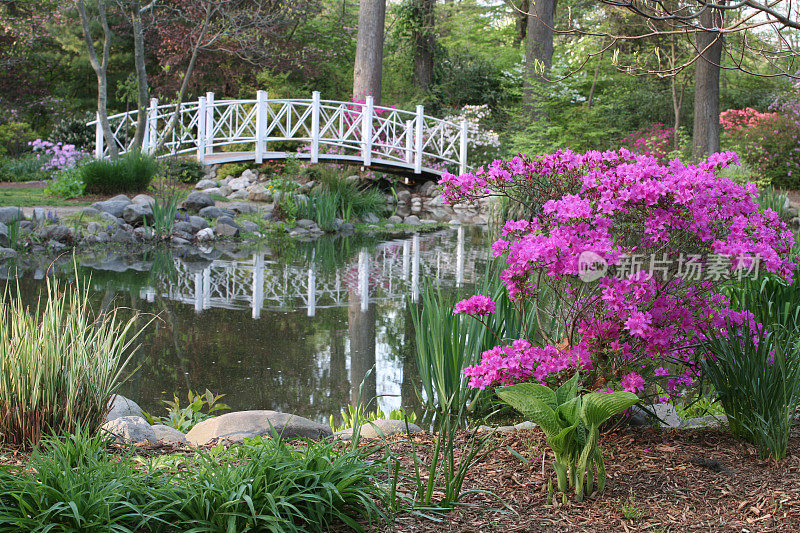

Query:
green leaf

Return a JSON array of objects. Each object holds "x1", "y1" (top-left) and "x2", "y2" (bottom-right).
[
  {"x1": 498, "y1": 382, "x2": 557, "y2": 409},
  {"x1": 497, "y1": 385, "x2": 560, "y2": 436},
  {"x1": 547, "y1": 421, "x2": 578, "y2": 456},
  {"x1": 555, "y1": 373, "x2": 580, "y2": 405},
  {"x1": 581, "y1": 392, "x2": 639, "y2": 427},
  {"x1": 555, "y1": 396, "x2": 581, "y2": 426}
]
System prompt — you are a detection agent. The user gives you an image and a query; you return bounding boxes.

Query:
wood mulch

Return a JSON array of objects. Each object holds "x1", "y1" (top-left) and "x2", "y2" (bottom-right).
[{"x1": 378, "y1": 427, "x2": 800, "y2": 533}]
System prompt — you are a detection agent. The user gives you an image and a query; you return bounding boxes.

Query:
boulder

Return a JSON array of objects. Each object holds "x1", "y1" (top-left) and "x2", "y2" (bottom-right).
[
  {"x1": 296, "y1": 219, "x2": 318, "y2": 230},
  {"x1": 240, "y1": 220, "x2": 259, "y2": 233},
  {"x1": 0, "y1": 223, "x2": 8, "y2": 247},
  {"x1": 403, "y1": 215, "x2": 421, "y2": 226},
  {"x1": 186, "y1": 410, "x2": 332, "y2": 445},
  {"x1": 122, "y1": 203, "x2": 154, "y2": 226},
  {"x1": 36, "y1": 225, "x2": 73, "y2": 243},
  {"x1": 418, "y1": 181, "x2": 437, "y2": 197},
  {"x1": 227, "y1": 189, "x2": 249, "y2": 200},
  {"x1": 131, "y1": 194, "x2": 155, "y2": 206},
  {"x1": 173, "y1": 221, "x2": 194, "y2": 234},
  {"x1": 195, "y1": 179, "x2": 218, "y2": 190},
  {"x1": 86, "y1": 222, "x2": 103, "y2": 235},
  {"x1": 0, "y1": 248, "x2": 17, "y2": 260},
  {"x1": 247, "y1": 184, "x2": 271, "y2": 202},
  {"x1": 199, "y1": 206, "x2": 234, "y2": 219},
  {"x1": 189, "y1": 216, "x2": 209, "y2": 231},
  {"x1": 396, "y1": 190, "x2": 411, "y2": 203},
  {"x1": 227, "y1": 202, "x2": 258, "y2": 215},
  {"x1": 93, "y1": 196, "x2": 132, "y2": 218},
  {"x1": 333, "y1": 419, "x2": 424, "y2": 440},
  {"x1": 81, "y1": 206, "x2": 101, "y2": 217},
  {"x1": 100, "y1": 212, "x2": 121, "y2": 226},
  {"x1": 215, "y1": 223, "x2": 240, "y2": 238},
  {"x1": 106, "y1": 394, "x2": 144, "y2": 421},
  {"x1": 101, "y1": 416, "x2": 157, "y2": 444},
  {"x1": 240, "y1": 169, "x2": 258, "y2": 182},
  {"x1": 31, "y1": 208, "x2": 47, "y2": 225},
  {"x1": 0, "y1": 207, "x2": 24, "y2": 225},
  {"x1": 182, "y1": 192, "x2": 214, "y2": 211},
  {"x1": 196, "y1": 227, "x2": 215, "y2": 241},
  {"x1": 630, "y1": 403, "x2": 682, "y2": 428},
  {"x1": 680, "y1": 415, "x2": 726, "y2": 429},
  {"x1": 228, "y1": 176, "x2": 251, "y2": 191},
  {"x1": 152, "y1": 424, "x2": 190, "y2": 445},
  {"x1": 387, "y1": 215, "x2": 402, "y2": 224},
  {"x1": 171, "y1": 236, "x2": 190, "y2": 247},
  {"x1": 111, "y1": 228, "x2": 137, "y2": 244}
]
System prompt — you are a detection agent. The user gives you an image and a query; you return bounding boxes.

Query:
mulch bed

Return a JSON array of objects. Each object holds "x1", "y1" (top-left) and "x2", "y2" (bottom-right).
[{"x1": 380, "y1": 427, "x2": 800, "y2": 532}]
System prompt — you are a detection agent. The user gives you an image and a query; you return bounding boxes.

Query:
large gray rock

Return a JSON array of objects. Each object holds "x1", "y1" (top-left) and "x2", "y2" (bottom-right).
[
  {"x1": 182, "y1": 192, "x2": 214, "y2": 211},
  {"x1": 185, "y1": 410, "x2": 332, "y2": 445},
  {"x1": 106, "y1": 394, "x2": 144, "y2": 421},
  {"x1": 227, "y1": 202, "x2": 258, "y2": 215},
  {"x1": 122, "y1": 203, "x2": 154, "y2": 226},
  {"x1": 228, "y1": 176, "x2": 250, "y2": 191},
  {"x1": 189, "y1": 216, "x2": 209, "y2": 231},
  {"x1": 403, "y1": 215, "x2": 421, "y2": 226},
  {"x1": 0, "y1": 207, "x2": 23, "y2": 225},
  {"x1": 101, "y1": 416, "x2": 157, "y2": 444},
  {"x1": 630, "y1": 403, "x2": 682, "y2": 428},
  {"x1": 240, "y1": 220, "x2": 259, "y2": 233},
  {"x1": 0, "y1": 222, "x2": 8, "y2": 247},
  {"x1": 111, "y1": 228, "x2": 137, "y2": 244},
  {"x1": 0, "y1": 247, "x2": 17, "y2": 260},
  {"x1": 199, "y1": 206, "x2": 234, "y2": 219},
  {"x1": 333, "y1": 419, "x2": 424, "y2": 440},
  {"x1": 36, "y1": 225, "x2": 73, "y2": 243},
  {"x1": 227, "y1": 189, "x2": 249, "y2": 200},
  {"x1": 196, "y1": 227, "x2": 215, "y2": 241},
  {"x1": 131, "y1": 194, "x2": 154, "y2": 206},
  {"x1": 152, "y1": 424, "x2": 190, "y2": 445},
  {"x1": 680, "y1": 415, "x2": 727, "y2": 429},
  {"x1": 195, "y1": 179, "x2": 218, "y2": 190},
  {"x1": 247, "y1": 184, "x2": 270, "y2": 202},
  {"x1": 214, "y1": 223, "x2": 240, "y2": 238},
  {"x1": 93, "y1": 196, "x2": 132, "y2": 218}
]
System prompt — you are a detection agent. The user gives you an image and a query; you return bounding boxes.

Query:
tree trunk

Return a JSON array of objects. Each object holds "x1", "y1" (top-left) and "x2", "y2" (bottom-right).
[
  {"x1": 412, "y1": 0, "x2": 435, "y2": 92},
  {"x1": 513, "y1": 0, "x2": 528, "y2": 47},
  {"x1": 348, "y1": 290, "x2": 377, "y2": 409},
  {"x1": 130, "y1": 1, "x2": 149, "y2": 150},
  {"x1": 587, "y1": 58, "x2": 601, "y2": 108},
  {"x1": 77, "y1": 0, "x2": 118, "y2": 158},
  {"x1": 524, "y1": 0, "x2": 557, "y2": 121},
  {"x1": 692, "y1": 5, "x2": 723, "y2": 158},
  {"x1": 353, "y1": 0, "x2": 386, "y2": 103}
]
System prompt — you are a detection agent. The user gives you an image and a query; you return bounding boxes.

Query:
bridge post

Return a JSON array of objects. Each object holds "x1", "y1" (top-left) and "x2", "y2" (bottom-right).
[
  {"x1": 197, "y1": 96, "x2": 207, "y2": 163},
  {"x1": 310, "y1": 91, "x2": 320, "y2": 164},
  {"x1": 146, "y1": 97, "x2": 158, "y2": 154},
  {"x1": 205, "y1": 92, "x2": 215, "y2": 156},
  {"x1": 255, "y1": 90, "x2": 268, "y2": 164},
  {"x1": 404, "y1": 120, "x2": 413, "y2": 164},
  {"x1": 459, "y1": 119, "x2": 468, "y2": 175},
  {"x1": 362, "y1": 95, "x2": 373, "y2": 167},
  {"x1": 94, "y1": 112, "x2": 104, "y2": 159},
  {"x1": 414, "y1": 105, "x2": 424, "y2": 174}
]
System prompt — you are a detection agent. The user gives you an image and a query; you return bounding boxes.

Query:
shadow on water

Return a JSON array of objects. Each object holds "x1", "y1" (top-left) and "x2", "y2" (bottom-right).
[{"x1": 4, "y1": 227, "x2": 492, "y2": 422}]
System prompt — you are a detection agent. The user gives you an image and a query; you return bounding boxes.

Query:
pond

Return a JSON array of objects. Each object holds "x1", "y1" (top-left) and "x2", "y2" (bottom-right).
[{"x1": 9, "y1": 226, "x2": 493, "y2": 423}]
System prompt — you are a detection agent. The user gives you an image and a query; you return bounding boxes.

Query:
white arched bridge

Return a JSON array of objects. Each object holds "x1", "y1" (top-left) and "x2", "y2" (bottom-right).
[{"x1": 90, "y1": 92, "x2": 471, "y2": 179}]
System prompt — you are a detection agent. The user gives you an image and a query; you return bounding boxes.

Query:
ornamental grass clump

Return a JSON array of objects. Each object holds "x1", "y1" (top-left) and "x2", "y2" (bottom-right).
[{"x1": 0, "y1": 276, "x2": 143, "y2": 447}]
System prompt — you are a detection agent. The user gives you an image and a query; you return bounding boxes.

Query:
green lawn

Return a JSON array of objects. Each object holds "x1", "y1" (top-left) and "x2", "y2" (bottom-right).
[{"x1": 0, "y1": 188, "x2": 91, "y2": 207}]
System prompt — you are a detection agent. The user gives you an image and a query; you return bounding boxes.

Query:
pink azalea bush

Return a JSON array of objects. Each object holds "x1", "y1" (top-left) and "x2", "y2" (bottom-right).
[
  {"x1": 29, "y1": 139, "x2": 88, "y2": 171},
  {"x1": 619, "y1": 123, "x2": 675, "y2": 163},
  {"x1": 442, "y1": 148, "x2": 796, "y2": 397}
]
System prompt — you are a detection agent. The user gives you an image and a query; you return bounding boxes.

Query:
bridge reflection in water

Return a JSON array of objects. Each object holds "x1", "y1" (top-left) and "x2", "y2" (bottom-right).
[{"x1": 138, "y1": 226, "x2": 481, "y2": 318}]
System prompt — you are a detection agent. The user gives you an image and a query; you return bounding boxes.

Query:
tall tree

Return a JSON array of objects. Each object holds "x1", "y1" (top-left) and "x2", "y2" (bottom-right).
[
  {"x1": 524, "y1": 0, "x2": 557, "y2": 121},
  {"x1": 353, "y1": 0, "x2": 386, "y2": 102},
  {"x1": 411, "y1": 0, "x2": 435, "y2": 92},
  {"x1": 76, "y1": 0, "x2": 118, "y2": 157},
  {"x1": 692, "y1": 5, "x2": 723, "y2": 157}
]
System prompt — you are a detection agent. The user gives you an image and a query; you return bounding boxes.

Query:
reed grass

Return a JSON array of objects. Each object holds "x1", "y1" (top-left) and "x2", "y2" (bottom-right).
[{"x1": 0, "y1": 274, "x2": 144, "y2": 447}]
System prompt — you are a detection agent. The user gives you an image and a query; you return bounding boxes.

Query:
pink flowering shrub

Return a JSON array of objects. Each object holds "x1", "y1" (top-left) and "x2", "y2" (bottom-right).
[
  {"x1": 442, "y1": 148, "x2": 796, "y2": 397},
  {"x1": 454, "y1": 294, "x2": 496, "y2": 316},
  {"x1": 29, "y1": 139, "x2": 89, "y2": 171}
]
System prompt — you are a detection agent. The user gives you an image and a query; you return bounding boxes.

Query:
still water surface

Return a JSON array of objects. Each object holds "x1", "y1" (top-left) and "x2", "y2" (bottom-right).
[{"x1": 13, "y1": 227, "x2": 492, "y2": 422}]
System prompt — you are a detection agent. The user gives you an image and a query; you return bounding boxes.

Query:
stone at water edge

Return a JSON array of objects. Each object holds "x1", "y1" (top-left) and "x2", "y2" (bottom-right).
[
  {"x1": 93, "y1": 197, "x2": 132, "y2": 218},
  {"x1": 214, "y1": 224, "x2": 239, "y2": 238},
  {"x1": 101, "y1": 416, "x2": 157, "y2": 444},
  {"x1": 630, "y1": 403, "x2": 682, "y2": 428},
  {"x1": 131, "y1": 194, "x2": 155, "y2": 206},
  {"x1": 387, "y1": 215, "x2": 402, "y2": 224},
  {"x1": 403, "y1": 215, "x2": 420, "y2": 226},
  {"x1": 185, "y1": 410, "x2": 333, "y2": 446},
  {"x1": 333, "y1": 419, "x2": 424, "y2": 440},
  {"x1": 122, "y1": 203, "x2": 154, "y2": 225},
  {"x1": 106, "y1": 394, "x2": 144, "y2": 421},
  {"x1": 196, "y1": 227, "x2": 215, "y2": 241},
  {"x1": 152, "y1": 424, "x2": 190, "y2": 445},
  {"x1": 189, "y1": 216, "x2": 209, "y2": 231},
  {"x1": 182, "y1": 192, "x2": 214, "y2": 211},
  {"x1": 0, "y1": 207, "x2": 23, "y2": 226}
]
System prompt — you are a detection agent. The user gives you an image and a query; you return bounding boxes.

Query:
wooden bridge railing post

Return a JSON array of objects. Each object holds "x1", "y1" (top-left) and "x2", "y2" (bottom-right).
[
  {"x1": 255, "y1": 90, "x2": 268, "y2": 164},
  {"x1": 362, "y1": 95, "x2": 374, "y2": 167},
  {"x1": 459, "y1": 119, "x2": 468, "y2": 176},
  {"x1": 414, "y1": 105, "x2": 424, "y2": 174},
  {"x1": 146, "y1": 97, "x2": 158, "y2": 154},
  {"x1": 404, "y1": 120, "x2": 413, "y2": 165},
  {"x1": 205, "y1": 91, "x2": 215, "y2": 156},
  {"x1": 311, "y1": 91, "x2": 321, "y2": 164},
  {"x1": 197, "y1": 96, "x2": 207, "y2": 163},
  {"x1": 94, "y1": 112, "x2": 104, "y2": 159}
]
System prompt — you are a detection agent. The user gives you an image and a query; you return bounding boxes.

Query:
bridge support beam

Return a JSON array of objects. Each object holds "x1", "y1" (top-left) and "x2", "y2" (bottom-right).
[
  {"x1": 311, "y1": 91, "x2": 321, "y2": 164},
  {"x1": 197, "y1": 96, "x2": 207, "y2": 163},
  {"x1": 255, "y1": 90, "x2": 268, "y2": 164},
  {"x1": 205, "y1": 92, "x2": 215, "y2": 157},
  {"x1": 459, "y1": 120, "x2": 468, "y2": 176},
  {"x1": 362, "y1": 95, "x2": 374, "y2": 167},
  {"x1": 414, "y1": 105, "x2": 424, "y2": 174}
]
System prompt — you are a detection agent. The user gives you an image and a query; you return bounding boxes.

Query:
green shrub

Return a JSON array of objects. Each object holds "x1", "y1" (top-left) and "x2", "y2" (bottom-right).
[
  {"x1": 45, "y1": 165, "x2": 85, "y2": 199},
  {"x1": 47, "y1": 112, "x2": 95, "y2": 151},
  {"x1": 160, "y1": 156, "x2": 206, "y2": 183},
  {"x1": 329, "y1": 405, "x2": 417, "y2": 433},
  {"x1": 0, "y1": 153, "x2": 49, "y2": 182},
  {"x1": 0, "y1": 275, "x2": 144, "y2": 448},
  {"x1": 0, "y1": 122, "x2": 36, "y2": 157},
  {"x1": 81, "y1": 150, "x2": 158, "y2": 194},
  {"x1": 217, "y1": 161, "x2": 257, "y2": 179},
  {"x1": 143, "y1": 389, "x2": 230, "y2": 432}
]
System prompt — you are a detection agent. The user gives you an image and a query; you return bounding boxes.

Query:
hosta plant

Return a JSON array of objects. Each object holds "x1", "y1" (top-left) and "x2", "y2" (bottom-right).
[{"x1": 497, "y1": 374, "x2": 638, "y2": 501}]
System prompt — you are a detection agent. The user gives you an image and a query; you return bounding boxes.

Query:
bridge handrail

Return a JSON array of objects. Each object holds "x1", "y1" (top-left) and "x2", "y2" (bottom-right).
[{"x1": 89, "y1": 92, "x2": 470, "y2": 177}]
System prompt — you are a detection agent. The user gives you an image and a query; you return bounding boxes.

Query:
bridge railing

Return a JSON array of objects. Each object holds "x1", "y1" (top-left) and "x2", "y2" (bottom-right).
[{"x1": 90, "y1": 92, "x2": 469, "y2": 176}]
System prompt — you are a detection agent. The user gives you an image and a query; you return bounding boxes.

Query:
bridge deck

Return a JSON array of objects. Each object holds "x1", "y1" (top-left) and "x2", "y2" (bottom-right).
[{"x1": 204, "y1": 152, "x2": 445, "y2": 181}]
